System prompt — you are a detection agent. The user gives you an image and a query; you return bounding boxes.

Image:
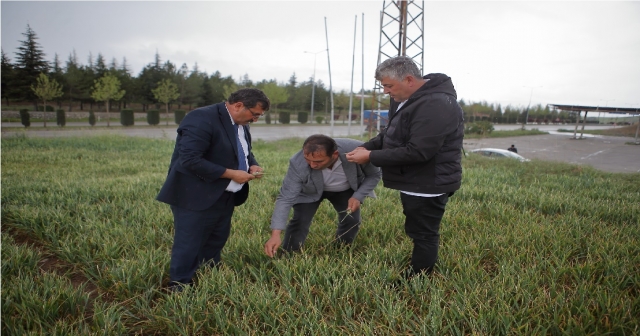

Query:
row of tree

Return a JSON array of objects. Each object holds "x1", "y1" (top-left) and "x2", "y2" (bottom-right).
[
  {"x1": 459, "y1": 100, "x2": 577, "y2": 124},
  {"x1": 1, "y1": 25, "x2": 368, "y2": 118},
  {"x1": 3, "y1": 25, "x2": 570, "y2": 125}
]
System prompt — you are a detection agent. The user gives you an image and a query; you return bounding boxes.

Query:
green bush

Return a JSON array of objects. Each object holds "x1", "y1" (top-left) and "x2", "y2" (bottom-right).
[
  {"x1": 88, "y1": 111, "x2": 96, "y2": 126},
  {"x1": 146, "y1": 110, "x2": 160, "y2": 126},
  {"x1": 465, "y1": 121, "x2": 494, "y2": 135},
  {"x1": 297, "y1": 112, "x2": 308, "y2": 124},
  {"x1": 174, "y1": 110, "x2": 186, "y2": 125},
  {"x1": 56, "y1": 109, "x2": 66, "y2": 127},
  {"x1": 315, "y1": 116, "x2": 324, "y2": 124},
  {"x1": 278, "y1": 112, "x2": 290, "y2": 124},
  {"x1": 37, "y1": 105, "x2": 54, "y2": 112},
  {"x1": 120, "y1": 109, "x2": 134, "y2": 126},
  {"x1": 19, "y1": 109, "x2": 30, "y2": 128}
]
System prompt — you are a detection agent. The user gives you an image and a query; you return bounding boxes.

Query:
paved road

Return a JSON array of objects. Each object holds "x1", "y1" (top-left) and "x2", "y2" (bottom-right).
[
  {"x1": 3, "y1": 122, "x2": 638, "y2": 173},
  {"x1": 465, "y1": 133, "x2": 640, "y2": 174}
]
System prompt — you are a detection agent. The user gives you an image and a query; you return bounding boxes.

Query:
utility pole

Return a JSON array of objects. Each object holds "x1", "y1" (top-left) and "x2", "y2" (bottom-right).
[
  {"x1": 348, "y1": 15, "x2": 358, "y2": 136},
  {"x1": 304, "y1": 49, "x2": 326, "y2": 124},
  {"x1": 324, "y1": 17, "x2": 335, "y2": 136},
  {"x1": 372, "y1": 0, "x2": 425, "y2": 131},
  {"x1": 522, "y1": 86, "x2": 542, "y2": 130}
]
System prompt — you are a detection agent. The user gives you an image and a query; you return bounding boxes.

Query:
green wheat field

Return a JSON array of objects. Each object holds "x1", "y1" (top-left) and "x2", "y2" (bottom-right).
[{"x1": 2, "y1": 135, "x2": 639, "y2": 335}]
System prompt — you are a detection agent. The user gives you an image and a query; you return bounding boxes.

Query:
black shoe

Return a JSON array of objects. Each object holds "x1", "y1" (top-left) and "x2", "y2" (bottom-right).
[{"x1": 166, "y1": 281, "x2": 190, "y2": 293}]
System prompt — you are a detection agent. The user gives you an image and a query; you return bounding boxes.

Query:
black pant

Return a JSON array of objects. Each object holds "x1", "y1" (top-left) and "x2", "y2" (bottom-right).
[
  {"x1": 400, "y1": 192, "x2": 449, "y2": 275},
  {"x1": 169, "y1": 191, "x2": 235, "y2": 285},
  {"x1": 282, "y1": 189, "x2": 361, "y2": 252}
]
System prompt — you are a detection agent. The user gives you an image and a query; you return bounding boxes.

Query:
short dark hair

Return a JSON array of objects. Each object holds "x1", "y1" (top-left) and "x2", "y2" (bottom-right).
[
  {"x1": 227, "y1": 88, "x2": 271, "y2": 111},
  {"x1": 303, "y1": 134, "x2": 337, "y2": 156},
  {"x1": 375, "y1": 56, "x2": 422, "y2": 81}
]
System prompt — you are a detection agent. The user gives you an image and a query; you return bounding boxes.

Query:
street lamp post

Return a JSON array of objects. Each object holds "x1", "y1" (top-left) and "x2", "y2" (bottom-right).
[
  {"x1": 597, "y1": 99, "x2": 615, "y2": 124},
  {"x1": 304, "y1": 49, "x2": 326, "y2": 124},
  {"x1": 522, "y1": 86, "x2": 542, "y2": 130}
]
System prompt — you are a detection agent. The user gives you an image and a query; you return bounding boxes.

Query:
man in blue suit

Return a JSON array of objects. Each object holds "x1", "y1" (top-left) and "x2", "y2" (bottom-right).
[{"x1": 157, "y1": 88, "x2": 270, "y2": 290}]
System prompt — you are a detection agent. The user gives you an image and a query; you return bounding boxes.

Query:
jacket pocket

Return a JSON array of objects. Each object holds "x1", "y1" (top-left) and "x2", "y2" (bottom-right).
[{"x1": 301, "y1": 178, "x2": 317, "y2": 194}]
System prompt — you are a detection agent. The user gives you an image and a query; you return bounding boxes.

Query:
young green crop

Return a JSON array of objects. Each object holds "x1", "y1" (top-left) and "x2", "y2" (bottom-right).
[{"x1": 2, "y1": 135, "x2": 639, "y2": 334}]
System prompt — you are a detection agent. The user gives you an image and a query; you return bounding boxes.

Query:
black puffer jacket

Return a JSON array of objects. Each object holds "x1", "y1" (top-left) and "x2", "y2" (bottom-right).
[{"x1": 362, "y1": 73, "x2": 464, "y2": 194}]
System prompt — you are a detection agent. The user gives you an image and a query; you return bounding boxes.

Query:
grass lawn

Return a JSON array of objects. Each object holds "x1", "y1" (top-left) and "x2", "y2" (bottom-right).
[
  {"x1": 2, "y1": 135, "x2": 639, "y2": 334},
  {"x1": 558, "y1": 124, "x2": 639, "y2": 138}
]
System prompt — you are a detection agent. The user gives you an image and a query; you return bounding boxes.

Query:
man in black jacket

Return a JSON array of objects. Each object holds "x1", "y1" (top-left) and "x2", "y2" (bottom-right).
[{"x1": 347, "y1": 56, "x2": 464, "y2": 278}]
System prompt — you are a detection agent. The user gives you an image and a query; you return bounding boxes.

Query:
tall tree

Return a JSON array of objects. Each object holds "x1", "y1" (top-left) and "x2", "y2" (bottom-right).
[
  {"x1": 200, "y1": 75, "x2": 215, "y2": 106},
  {"x1": 183, "y1": 64, "x2": 205, "y2": 109},
  {"x1": 118, "y1": 57, "x2": 135, "y2": 109},
  {"x1": 261, "y1": 81, "x2": 289, "y2": 115},
  {"x1": 51, "y1": 53, "x2": 66, "y2": 108},
  {"x1": 210, "y1": 71, "x2": 235, "y2": 104},
  {"x1": 177, "y1": 63, "x2": 189, "y2": 107},
  {"x1": 152, "y1": 79, "x2": 180, "y2": 125},
  {"x1": 136, "y1": 53, "x2": 167, "y2": 110},
  {"x1": 31, "y1": 73, "x2": 63, "y2": 127},
  {"x1": 109, "y1": 57, "x2": 118, "y2": 71},
  {"x1": 91, "y1": 74, "x2": 125, "y2": 127},
  {"x1": 287, "y1": 73, "x2": 298, "y2": 88},
  {"x1": 64, "y1": 51, "x2": 82, "y2": 111},
  {"x1": 94, "y1": 53, "x2": 108, "y2": 78},
  {"x1": 14, "y1": 25, "x2": 49, "y2": 109},
  {"x1": 1, "y1": 49, "x2": 15, "y2": 105},
  {"x1": 222, "y1": 83, "x2": 239, "y2": 103},
  {"x1": 240, "y1": 74, "x2": 253, "y2": 88}
]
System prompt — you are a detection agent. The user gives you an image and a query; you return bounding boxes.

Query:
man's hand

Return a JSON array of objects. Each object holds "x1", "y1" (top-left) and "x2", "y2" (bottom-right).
[
  {"x1": 347, "y1": 198, "x2": 361, "y2": 213},
  {"x1": 249, "y1": 165, "x2": 264, "y2": 179},
  {"x1": 264, "y1": 230, "x2": 282, "y2": 258},
  {"x1": 346, "y1": 147, "x2": 371, "y2": 164},
  {"x1": 222, "y1": 169, "x2": 255, "y2": 184}
]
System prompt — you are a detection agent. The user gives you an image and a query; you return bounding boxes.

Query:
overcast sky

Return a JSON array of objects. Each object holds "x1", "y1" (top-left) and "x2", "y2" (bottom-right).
[{"x1": 2, "y1": 1, "x2": 640, "y2": 110}]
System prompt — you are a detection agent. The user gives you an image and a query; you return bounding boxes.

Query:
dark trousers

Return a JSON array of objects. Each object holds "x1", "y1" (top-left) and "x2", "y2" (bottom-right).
[
  {"x1": 169, "y1": 192, "x2": 235, "y2": 285},
  {"x1": 282, "y1": 189, "x2": 361, "y2": 252},
  {"x1": 400, "y1": 192, "x2": 449, "y2": 275}
]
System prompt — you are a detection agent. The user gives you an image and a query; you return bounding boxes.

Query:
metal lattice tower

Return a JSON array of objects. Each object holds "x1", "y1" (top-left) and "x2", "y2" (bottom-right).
[{"x1": 372, "y1": 0, "x2": 424, "y2": 112}]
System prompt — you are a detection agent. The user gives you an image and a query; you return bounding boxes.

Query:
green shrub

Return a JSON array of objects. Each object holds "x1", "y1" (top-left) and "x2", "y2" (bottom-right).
[
  {"x1": 19, "y1": 109, "x2": 30, "y2": 128},
  {"x1": 120, "y1": 109, "x2": 134, "y2": 126},
  {"x1": 37, "y1": 105, "x2": 54, "y2": 112},
  {"x1": 297, "y1": 112, "x2": 308, "y2": 124},
  {"x1": 88, "y1": 111, "x2": 96, "y2": 126},
  {"x1": 56, "y1": 109, "x2": 66, "y2": 127},
  {"x1": 315, "y1": 116, "x2": 324, "y2": 124},
  {"x1": 174, "y1": 110, "x2": 186, "y2": 125},
  {"x1": 146, "y1": 110, "x2": 160, "y2": 126},
  {"x1": 465, "y1": 121, "x2": 494, "y2": 135},
  {"x1": 278, "y1": 112, "x2": 290, "y2": 124}
]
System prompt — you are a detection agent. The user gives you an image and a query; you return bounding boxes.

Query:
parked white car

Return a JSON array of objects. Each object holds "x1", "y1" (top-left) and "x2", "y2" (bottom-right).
[{"x1": 470, "y1": 148, "x2": 530, "y2": 162}]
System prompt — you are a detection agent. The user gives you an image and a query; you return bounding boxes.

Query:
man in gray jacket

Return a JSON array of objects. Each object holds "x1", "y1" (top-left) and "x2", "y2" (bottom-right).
[{"x1": 264, "y1": 134, "x2": 381, "y2": 257}]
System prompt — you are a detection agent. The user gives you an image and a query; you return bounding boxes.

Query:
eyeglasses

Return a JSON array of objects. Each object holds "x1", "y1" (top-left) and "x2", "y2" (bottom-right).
[{"x1": 245, "y1": 107, "x2": 264, "y2": 119}]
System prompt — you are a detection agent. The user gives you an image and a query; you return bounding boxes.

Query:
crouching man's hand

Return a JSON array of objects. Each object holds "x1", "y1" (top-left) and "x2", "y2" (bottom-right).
[{"x1": 264, "y1": 230, "x2": 282, "y2": 258}]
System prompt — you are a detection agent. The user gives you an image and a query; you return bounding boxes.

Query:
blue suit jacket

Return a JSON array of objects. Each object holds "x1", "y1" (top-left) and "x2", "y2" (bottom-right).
[{"x1": 157, "y1": 103, "x2": 257, "y2": 210}]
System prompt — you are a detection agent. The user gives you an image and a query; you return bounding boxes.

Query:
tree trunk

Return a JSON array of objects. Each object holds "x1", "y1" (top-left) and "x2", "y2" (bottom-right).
[
  {"x1": 43, "y1": 99, "x2": 47, "y2": 128},
  {"x1": 106, "y1": 99, "x2": 110, "y2": 127},
  {"x1": 166, "y1": 102, "x2": 169, "y2": 126}
]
